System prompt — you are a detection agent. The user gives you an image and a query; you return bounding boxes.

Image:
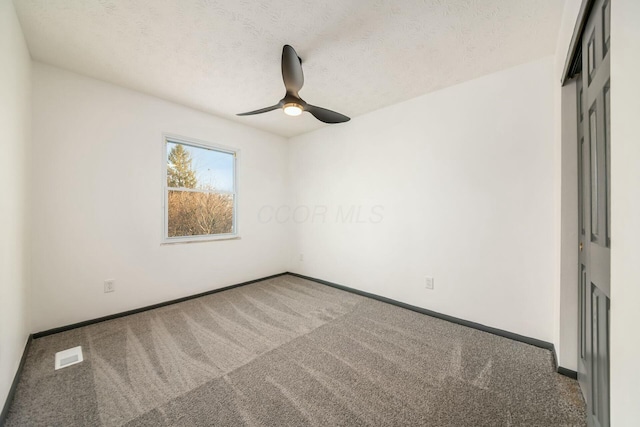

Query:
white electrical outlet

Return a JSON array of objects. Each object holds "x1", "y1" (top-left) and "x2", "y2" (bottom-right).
[
  {"x1": 299, "y1": 253, "x2": 304, "y2": 262},
  {"x1": 425, "y1": 277, "x2": 434, "y2": 290},
  {"x1": 104, "y1": 279, "x2": 115, "y2": 293}
]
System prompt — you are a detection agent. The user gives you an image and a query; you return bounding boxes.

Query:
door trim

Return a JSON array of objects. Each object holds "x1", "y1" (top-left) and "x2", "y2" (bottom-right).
[{"x1": 562, "y1": 0, "x2": 597, "y2": 85}]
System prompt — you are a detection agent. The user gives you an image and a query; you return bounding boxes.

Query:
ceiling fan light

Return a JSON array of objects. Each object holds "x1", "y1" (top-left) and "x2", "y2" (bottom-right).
[{"x1": 283, "y1": 103, "x2": 303, "y2": 116}]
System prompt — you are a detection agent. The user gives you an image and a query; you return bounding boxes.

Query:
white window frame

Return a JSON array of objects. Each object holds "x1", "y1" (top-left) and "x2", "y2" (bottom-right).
[{"x1": 161, "y1": 134, "x2": 239, "y2": 244}]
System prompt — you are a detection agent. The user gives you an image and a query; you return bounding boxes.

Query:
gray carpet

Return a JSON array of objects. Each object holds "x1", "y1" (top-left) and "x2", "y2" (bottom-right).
[{"x1": 5, "y1": 274, "x2": 585, "y2": 426}]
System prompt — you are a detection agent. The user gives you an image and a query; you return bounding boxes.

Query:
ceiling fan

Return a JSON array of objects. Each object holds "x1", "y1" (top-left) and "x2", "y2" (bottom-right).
[{"x1": 237, "y1": 45, "x2": 350, "y2": 124}]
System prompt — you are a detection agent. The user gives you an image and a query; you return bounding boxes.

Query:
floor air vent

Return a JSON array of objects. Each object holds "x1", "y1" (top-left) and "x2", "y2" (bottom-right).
[{"x1": 54, "y1": 346, "x2": 83, "y2": 370}]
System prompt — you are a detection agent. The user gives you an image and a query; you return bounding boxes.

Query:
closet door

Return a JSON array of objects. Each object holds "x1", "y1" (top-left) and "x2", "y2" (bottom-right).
[{"x1": 578, "y1": 1, "x2": 611, "y2": 426}]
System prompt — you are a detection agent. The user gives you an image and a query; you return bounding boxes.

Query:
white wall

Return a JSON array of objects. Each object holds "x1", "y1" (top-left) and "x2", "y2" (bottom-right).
[
  {"x1": 30, "y1": 63, "x2": 290, "y2": 333},
  {"x1": 611, "y1": 0, "x2": 640, "y2": 424},
  {"x1": 554, "y1": 0, "x2": 583, "y2": 372},
  {"x1": 557, "y1": 78, "x2": 579, "y2": 371},
  {"x1": 0, "y1": 0, "x2": 31, "y2": 410},
  {"x1": 288, "y1": 57, "x2": 556, "y2": 343}
]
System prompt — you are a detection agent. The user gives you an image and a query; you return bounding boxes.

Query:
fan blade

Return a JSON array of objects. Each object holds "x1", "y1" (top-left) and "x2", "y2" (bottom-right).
[
  {"x1": 306, "y1": 105, "x2": 350, "y2": 123},
  {"x1": 237, "y1": 104, "x2": 281, "y2": 116},
  {"x1": 282, "y1": 45, "x2": 304, "y2": 95}
]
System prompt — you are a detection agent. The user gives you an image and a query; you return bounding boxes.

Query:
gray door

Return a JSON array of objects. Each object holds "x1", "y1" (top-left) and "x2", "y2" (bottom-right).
[{"x1": 577, "y1": 1, "x2": 611, "y2": 426}]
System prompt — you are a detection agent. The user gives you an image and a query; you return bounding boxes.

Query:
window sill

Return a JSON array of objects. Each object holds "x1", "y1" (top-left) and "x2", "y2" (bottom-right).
[{"x1": 161, "y1": 235, "x2": 241, "y2": 245}]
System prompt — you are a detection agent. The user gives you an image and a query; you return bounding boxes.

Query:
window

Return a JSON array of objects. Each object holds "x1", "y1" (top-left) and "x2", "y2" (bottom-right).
[{"x1": 163, "y1": 136, "x2": 237, "y2": 242}]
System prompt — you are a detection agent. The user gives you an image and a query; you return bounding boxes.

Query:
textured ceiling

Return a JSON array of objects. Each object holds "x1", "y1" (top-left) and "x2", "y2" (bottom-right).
[{"x1": 14, "y1": 0, "x2": 565, "y2": 137}]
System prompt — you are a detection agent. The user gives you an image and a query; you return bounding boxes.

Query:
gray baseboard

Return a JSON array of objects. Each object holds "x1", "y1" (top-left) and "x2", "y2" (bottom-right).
[
  {"x1": 33, "y1": 272, "x2": 289, "y2": 339},
  {"x1": 557, "y1": 366, "x2": 578, "y2": 379},
  {"x1": 288, "y1": 272, "x2": 582, "y2": 379},
  {"x1": 0, "y1": 334, "x2": 33, "y2": 425},
  {"x1": 288, "y1": 272, "x2": 556, "y2": 350}
]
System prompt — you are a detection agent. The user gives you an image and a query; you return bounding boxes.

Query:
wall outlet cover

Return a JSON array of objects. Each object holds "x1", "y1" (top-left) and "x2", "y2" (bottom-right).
[
  {"x1": 104, "y1": 279, "x2": 115, "y2": 293},
  {"x1": 425, "y1": 277, "x2": 435, "y2": 290}
]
